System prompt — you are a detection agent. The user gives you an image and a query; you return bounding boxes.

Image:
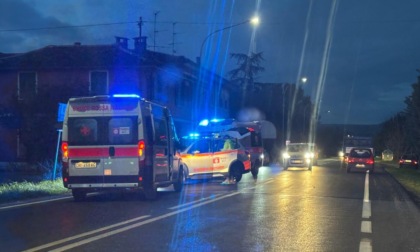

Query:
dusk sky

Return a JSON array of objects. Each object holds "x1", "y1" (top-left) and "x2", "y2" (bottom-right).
[{"x1": 1, "y1": 0, "x2": 420, "y2": 125}]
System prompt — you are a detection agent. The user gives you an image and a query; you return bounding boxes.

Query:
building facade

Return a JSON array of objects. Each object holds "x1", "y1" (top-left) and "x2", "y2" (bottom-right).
[{"x1": 0, "y1": 37, "x2": 231, "y2": 162}]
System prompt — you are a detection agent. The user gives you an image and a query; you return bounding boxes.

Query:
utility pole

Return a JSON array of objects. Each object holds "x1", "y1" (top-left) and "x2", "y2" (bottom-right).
[
  {"x1": 138, "y1": 16, "x2": 143, "y2": 38},
  {"x1": 171, "y1": 22, "x2": 177, "y2": 55},
  {"x1": 153, "y1": 11, "x2": 160, "y2": 52}
]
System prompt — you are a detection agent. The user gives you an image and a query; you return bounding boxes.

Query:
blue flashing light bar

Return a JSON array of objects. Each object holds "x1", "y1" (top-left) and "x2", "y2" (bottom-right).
[
  {"x1": 189, "y1": 133, "x2": 200, "y2": 137},
  {"x1": 199, "y1": 119, "x2": 209, "y2": 126},
  {"x1": 210, "y1": 118, "x2": 224, "y2": 123},
  {"x1": 112, "y1": 94, "x2": 141, "y2": 98}
]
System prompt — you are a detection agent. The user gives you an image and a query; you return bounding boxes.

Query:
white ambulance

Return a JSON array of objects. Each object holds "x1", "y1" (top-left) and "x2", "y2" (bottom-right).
[{"x1": 61, "y1": 94, "x2": 185, "y2": 201}]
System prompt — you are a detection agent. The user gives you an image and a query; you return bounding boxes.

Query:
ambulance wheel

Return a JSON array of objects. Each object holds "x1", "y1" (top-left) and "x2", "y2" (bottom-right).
[
  {"x1": 143, "y1": 185, "x2": 158, "y2": 200},
  {"x1": 174, "y1": 168, "x2": 185, "y2": 192},
  {"x1": 72, "y1": 189, "x2": 87, "y2": 202}
]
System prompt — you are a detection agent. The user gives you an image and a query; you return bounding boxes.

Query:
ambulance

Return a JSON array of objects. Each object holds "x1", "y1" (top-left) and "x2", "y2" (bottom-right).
[
  {"x1": 180, "y1": 131, "x2": 251, "y2": 182},
  {"x1": 61, "y1": 94, "x2": 185, "y2": 201},
  {"x1": 195, "y1": 119, "x2": 276, "y2": 177}
]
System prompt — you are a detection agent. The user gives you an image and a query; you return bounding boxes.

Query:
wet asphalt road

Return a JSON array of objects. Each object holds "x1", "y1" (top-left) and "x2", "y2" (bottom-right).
[{"x1": 1, "y1": 158, "x2": 420, "y2": 252}]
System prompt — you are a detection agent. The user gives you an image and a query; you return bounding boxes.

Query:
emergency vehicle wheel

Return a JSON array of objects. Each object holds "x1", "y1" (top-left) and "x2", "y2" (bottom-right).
[
  {"x1": 72, "y1": 189, "x2": 87, "y2": 202},
  {"x1": 174, "y1": 168, "x2": 185, "y2": 192}
]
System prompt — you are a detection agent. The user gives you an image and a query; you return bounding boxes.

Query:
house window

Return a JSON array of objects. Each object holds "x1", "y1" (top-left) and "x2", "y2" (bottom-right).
[
  {"x1": 90, "y1": 71, "x2": 108, "y2": 95},
  {"x1": 18, "y1": 72, "x2": 37, "y2": 99}
]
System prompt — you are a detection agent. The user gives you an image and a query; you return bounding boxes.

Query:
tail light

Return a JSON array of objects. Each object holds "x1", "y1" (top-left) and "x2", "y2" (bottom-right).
[
  {"x1": 61, "y1": 141, "x2": 68, "y2": 161},
  {"x1": 138, "y1": 140, "x2": 145, "y2": 156},
  {"x1": 366, "y1": 158, "x2": 374, "y2": 165},
  {"x1": 347, "y1": 157, "x2": 355, "y2": 163}
]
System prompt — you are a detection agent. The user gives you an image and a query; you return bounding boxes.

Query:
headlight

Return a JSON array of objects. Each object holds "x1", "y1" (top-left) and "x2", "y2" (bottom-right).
[
  {"x1": 338, "y1": 151, "x2": 344, "y2": 157},
  {"x1": 305, "y1": 152, "x2": 314, "y2": 159},
  {"x1": 283, "y1": 152, "x2": 290, "y2": 159}
]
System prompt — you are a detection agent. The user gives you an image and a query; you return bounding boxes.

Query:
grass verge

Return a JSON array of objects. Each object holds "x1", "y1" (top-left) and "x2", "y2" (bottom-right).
[
  {"x1": 383, "y1": 163, "x2": 420, "y2": 200},
  {"x1": 0, "y1": 179, "x2": 69, "y2": 204}
]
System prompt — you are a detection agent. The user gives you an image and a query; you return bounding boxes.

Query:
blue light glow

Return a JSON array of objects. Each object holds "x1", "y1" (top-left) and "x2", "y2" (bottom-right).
[
  {"x1": 199, "y1": 119, "x2": 209, "y2": 126},
  {"x1": 210, "y1": 118, "x2": 224, "y2": 123},
  {"x1": 112, "y1": 94, "x2": 141, "y2": 98}
]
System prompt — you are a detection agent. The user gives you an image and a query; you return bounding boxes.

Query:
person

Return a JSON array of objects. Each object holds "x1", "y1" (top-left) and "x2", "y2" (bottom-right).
[
  {"x1": 222, "y1": 136, "x2": 233, "y2": 151},
  {"x1": 220, "y1": 136, "x2": 236, "y2": 184}
]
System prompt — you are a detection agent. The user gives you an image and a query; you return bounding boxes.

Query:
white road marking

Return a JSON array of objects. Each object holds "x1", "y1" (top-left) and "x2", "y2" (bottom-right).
[
  {"x1": 359, "y1": 170, "x2": 372, "y2": 252},
  {"x1": 22, "y1": 215, "x2": 150, "y2": 252},
  {"x1": 168, "y1": 193, "x2": 222, "y2": 210},
  {"x1": 0, "y1": 196, "x2": 73, "y2": 210},
  {"x1": 24, "y1": 191, "x2": 241, "y2": 251},
  {"x1": 362, "y1": 201, "x2": 371, "y2": 218},
  {"x1": 359, "y1": 238, "x2": 372, "y2": 252},
  {"x1": 361, "y1": 221, "x2": 372, "y2": 233},
  {"x1": 363, "y1": 170, "x2": 370, "y2": 203}
]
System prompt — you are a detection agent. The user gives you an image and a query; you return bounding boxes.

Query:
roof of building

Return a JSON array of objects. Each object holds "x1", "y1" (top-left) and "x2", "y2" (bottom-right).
[{"x1": 0, "y1": 42, "x2": 197, "y2": 70}]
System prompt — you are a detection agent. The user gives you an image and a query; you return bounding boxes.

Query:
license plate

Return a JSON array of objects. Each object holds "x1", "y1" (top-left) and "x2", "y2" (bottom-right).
[
  {"x1": 75, "y1": 161, "x2": 97, "y2": 168},
  {"x1": 356, "y1": 164, "x2": 365, "y2": 168},
  {"x1": 291, "y1": 160, "x2": 303, "y2": 164}
]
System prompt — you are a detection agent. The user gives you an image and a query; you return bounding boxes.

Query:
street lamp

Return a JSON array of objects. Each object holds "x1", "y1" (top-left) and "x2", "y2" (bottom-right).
[{"x1": 197, "y1": 16, "x2": 260, "y2": 65}]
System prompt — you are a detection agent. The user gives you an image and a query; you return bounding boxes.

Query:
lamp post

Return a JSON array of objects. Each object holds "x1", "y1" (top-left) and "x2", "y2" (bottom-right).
[
  {"x1": 303, "y1": 103, "x2": 311, "y2": 137},
  {"x1": 197, "y1": 16, "x2": 259, "y2": 65},
  {"x1": 282, "y1": 84, "x2": 289, "y2": 147}
]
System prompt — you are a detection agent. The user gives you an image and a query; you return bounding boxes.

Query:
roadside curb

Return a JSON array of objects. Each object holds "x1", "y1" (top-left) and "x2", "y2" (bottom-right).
[{"x1": 380, "y1": 162, "x2": 420, "y2": 208}]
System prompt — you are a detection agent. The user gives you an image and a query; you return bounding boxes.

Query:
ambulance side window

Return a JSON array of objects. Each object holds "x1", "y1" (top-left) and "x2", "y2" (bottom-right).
[
  {"x1": 188, "y1": 140, "x2": 210, "y2": 154},
  {"x1": 68, "y1": 118, "x2": 98, "y2": 145},
  {"x1": 108, "y1": 117, "x2": 137, "y2": 144}
]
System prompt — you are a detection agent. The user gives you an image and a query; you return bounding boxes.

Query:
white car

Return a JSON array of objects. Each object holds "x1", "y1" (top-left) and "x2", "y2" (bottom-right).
[{"x1": 282, "y1": 143, "x2": 318, "y2": 171}]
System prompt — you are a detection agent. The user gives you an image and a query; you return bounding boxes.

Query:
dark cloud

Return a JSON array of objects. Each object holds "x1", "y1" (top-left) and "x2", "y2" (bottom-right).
[
  {"x1": 0, "y1": 0, "x2": 87, "y2": 52},
  {"x1": 1, "y1": 0, "x2": 420, "y2": 125}
]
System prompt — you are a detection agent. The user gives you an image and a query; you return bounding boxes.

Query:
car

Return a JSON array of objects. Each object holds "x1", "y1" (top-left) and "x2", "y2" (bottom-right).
[
  {"x1": 282, "y1": 143, "x2": 318, "y2": 171},
  {"x1": 398, "y1": 154, "x2": 419, "y2": 169},
  {"x1": 346, "y1": 147, "x2": 374, "y2": 173},
  {"x1": 180, "y1": 132, "x2": 251, "y2": 183}
]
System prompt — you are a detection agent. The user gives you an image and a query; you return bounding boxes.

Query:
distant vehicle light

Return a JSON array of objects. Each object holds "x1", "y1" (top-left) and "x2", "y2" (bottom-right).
[
  {"x1": 338, "y1": 151, "x2": 344, "y2": 157},
  {"x1": 112, "y1": 94, "x2": 141, "y2": 98}
]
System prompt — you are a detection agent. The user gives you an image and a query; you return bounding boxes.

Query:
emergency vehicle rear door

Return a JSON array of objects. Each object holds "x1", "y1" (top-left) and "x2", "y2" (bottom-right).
[{"x1": 151, "y1": 107, "x2": 171, "y2": 182}]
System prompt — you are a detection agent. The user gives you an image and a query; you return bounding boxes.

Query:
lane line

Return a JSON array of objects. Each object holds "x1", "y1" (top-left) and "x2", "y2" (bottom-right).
[
  {"x1": 361, "y1": 221, "x2": 372, "y2": 233},
  {"x1": 25, "y1": 191, "x2": 241, "y2": 252},
  {"x1": 363, "y1": 170, "x2": 370, "y2": 203},
  {"x1": 362, "y1": 201, "x2": 371, "y2": 218},
  {"x1": 359, "y1": 170, "x2": 372, "y2": 252},
  {"x1": 359, "y1": 238, "x2": 372, "y2": 252},
  {"x1": 168, "y1": 194, "x2": 222, "y2": 210},
  {"x1": 22, "y1": 215, "x2": 150, "y2": 252},
  {"x1": 0, "y1": 196, "x2": 73, "y2": 210}
]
